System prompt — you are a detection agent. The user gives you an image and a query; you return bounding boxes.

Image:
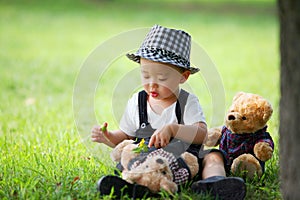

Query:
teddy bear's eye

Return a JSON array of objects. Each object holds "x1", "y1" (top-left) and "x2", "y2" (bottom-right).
[
  {"x1": 156, "y1": 158, "x2": 164, "y2": 164},
  {"x1": 242, "y1": 116, "x2": 247, "y2": 120},
  {"x1": 161, "y1": 171, "x2": 167, "y2": 175}
]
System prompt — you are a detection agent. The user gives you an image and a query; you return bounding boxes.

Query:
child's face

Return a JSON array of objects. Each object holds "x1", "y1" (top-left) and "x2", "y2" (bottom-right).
[{"x1": 140, "y1": 58, "x2": 190, "y2": 100}]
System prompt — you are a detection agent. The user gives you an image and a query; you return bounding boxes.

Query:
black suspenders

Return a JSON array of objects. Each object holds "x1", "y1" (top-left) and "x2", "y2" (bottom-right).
[
  {"x1": 137, "y1": 89, "x2": 202, "y2": 157},
  {"x1": 138, "y1": 89, "x2": 189, "y2": 126},
  {"x1": 138, "y1": 90, "x2": 150, "y2": 128},
  {"x1": 175, "y1": 90, "x2": 189, "y2": 125}
]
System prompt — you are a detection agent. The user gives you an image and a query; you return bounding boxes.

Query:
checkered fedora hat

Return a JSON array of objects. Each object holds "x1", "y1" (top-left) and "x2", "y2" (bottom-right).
[{"x1": 127, "y1": 25, "x2": 200, "y2": 74}]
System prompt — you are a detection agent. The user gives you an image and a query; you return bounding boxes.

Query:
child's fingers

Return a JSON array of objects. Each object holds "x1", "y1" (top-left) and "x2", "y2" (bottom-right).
[
  {"x1": 148, "y1": 136, "x2": 155, "y2": 148},
  {"x1": 91, "y1": 122, "x2": 115, "y2": 146},
  {"x1": 160, "y1": 138, "x2": 168, "y2": 148},
  {"x1": 91, "y1": 136, "x2": 99, "y2": 142},
  {"x1": 101, "y1": 122, "x2": 108, "y2": 132},
  {"x1": 154, "y1": 138, "x2": 161, "y2": 148},
  {"x1": 101, "y1": 122, "x2": 110, "y2": 139},
  {"x1": 91, "y1": 132, "x2": 101, "y2": 142},
  {"x1": 149, "y1": 134, "x2": 161, "y2": 148},
  {"x1": 101, "y1": 123, "x2": 115, "y2": 146},
  {"x1": 91, "y1": 125, "x2": 100, "y2": 133},
  {"x1": 103, "y1": 131, "x2": 110, "y2": 140}
]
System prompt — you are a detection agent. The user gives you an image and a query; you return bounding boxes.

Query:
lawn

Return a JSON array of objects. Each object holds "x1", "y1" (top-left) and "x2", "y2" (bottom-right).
[{"x1": 0, "y1": 0, "x2": 281, "y2": 199}]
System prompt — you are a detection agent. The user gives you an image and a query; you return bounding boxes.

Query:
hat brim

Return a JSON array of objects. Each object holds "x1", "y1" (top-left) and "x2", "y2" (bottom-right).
[{"x1": 126, "y1": 48, "x2": 200, "y2": 74}]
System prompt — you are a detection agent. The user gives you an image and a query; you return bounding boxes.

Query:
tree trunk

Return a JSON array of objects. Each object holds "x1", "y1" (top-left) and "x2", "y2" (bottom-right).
[{"x1": 278, "y1": 0, "x2": 300, "y2": 199}]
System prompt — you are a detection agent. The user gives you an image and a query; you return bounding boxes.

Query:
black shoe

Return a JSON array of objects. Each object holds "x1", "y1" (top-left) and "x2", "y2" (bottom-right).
[
  {"x1": 97, "y1": 175, "x2": 156, "y2": 199},
  {"x1": 191, "y1": 176, "x2": 246, "y2": 200}
]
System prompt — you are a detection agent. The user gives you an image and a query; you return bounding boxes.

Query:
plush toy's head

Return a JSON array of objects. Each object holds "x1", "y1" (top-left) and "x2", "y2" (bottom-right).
[{"x1": 225, "y1": 92, "x2": 273, "y2": 133}]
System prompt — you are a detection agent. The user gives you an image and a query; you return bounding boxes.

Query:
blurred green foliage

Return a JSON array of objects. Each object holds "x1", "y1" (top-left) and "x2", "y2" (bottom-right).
[{"x1": 0, "y1": 0, "x2": 280, "y2": 199}]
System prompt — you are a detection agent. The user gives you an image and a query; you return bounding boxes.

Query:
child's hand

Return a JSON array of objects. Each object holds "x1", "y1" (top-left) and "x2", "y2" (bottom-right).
[
  {"x1": 91, "y1": 122, "x2": 114, "y2": 146},
  {"x1": 148, "y1": 125, "x2": 173, "y2": 148}
]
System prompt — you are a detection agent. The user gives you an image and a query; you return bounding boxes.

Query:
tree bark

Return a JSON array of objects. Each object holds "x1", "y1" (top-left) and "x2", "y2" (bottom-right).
[{"x1": 278, "y1": 0, "x2": 300, "y2": 199}]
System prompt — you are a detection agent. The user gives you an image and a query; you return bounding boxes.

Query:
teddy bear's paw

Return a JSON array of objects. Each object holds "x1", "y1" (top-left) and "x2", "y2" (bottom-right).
[
  {"x1": 160, "y1": 178, "x2": 178, "y2": 194},
  {"x1": 254, "y1": 142, "x2": 273, "y2": 161},
  {"x1": 231, "y1": 154, "x2": 263, "y2": 179},
  {"x1": 121, "y1": 170, "x2": 135, "y2": 184},
  {"x1": 110, "y1": 139, "x2": 135, "y2": 161},
  {"x1": 180, "y1": 152, "x2": 199, "y2": 178},
  {"x1": 204, "y1": 127, "x2": 222, "y2": 147}
]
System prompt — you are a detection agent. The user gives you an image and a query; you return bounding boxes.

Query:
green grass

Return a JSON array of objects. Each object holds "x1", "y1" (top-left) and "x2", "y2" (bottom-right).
[{"x1": 0, "y1": 0, "x2": 280, "y2": 199}]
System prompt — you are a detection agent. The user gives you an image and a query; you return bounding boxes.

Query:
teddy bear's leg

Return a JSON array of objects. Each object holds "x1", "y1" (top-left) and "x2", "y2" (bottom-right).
[{"x1": 231, "y1": 153, "x2": 263, "y2": 179}]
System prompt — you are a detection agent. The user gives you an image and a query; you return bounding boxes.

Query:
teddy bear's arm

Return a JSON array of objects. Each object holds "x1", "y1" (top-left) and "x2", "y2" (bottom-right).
[
  {"x1": 204, "y1": 126, "x2": 223, "y2": 147},
  {"x1": 254, "y1": 141, "x2": 273, "y2": 161}
]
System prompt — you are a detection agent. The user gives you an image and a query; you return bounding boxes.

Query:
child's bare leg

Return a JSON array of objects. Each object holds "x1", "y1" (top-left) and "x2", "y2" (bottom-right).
[
  {"x1": 191, "y1": 151, "x2": 246, "y2": 199},
  {"x1": 202, "y1": 152, "x2": 226, "y2": 179}
]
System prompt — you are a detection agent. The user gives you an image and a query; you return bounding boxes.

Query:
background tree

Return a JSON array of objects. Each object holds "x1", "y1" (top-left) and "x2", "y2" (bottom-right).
[{"x1": 278, "y1": 0, "x2": 300, "y2": 198}]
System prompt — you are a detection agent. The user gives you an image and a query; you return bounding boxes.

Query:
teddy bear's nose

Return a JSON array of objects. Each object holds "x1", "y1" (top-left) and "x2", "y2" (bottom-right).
[{"x1": 228, "y1": 115, "x2": 236, "y2": 120}]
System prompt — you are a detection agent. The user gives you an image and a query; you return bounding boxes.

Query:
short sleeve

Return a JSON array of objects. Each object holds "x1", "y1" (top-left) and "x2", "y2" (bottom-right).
[
  {"x1": 183, "y1": 94, "x2": 206, "y2": 125},
  {"x1": 119, "y1": 93, "x2": 140, "y2": 137}
]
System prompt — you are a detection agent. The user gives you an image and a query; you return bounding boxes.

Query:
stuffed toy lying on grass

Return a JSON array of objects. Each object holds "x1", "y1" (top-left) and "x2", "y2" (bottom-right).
[
  {"x1": 111, "y1": 139, "x2": 199, "y2": 194},
  {"x1": 205, "y1": 92, "x2": 274, "y2": 179}
]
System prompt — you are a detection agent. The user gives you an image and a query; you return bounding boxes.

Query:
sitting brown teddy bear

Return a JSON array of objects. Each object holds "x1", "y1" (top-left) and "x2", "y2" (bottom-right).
[
  {"x1": 110, "y1": 139, "x2": 199, "y2": 194},
  {"x1": 205, "y1": 92, "x2": 274, "y2": 179}
]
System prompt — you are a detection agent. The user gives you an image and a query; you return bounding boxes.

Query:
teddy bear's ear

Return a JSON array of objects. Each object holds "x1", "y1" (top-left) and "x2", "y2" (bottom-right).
[
  {"x1": 262, "y1": 101, "x2": 273, "y2": 121},
  {"x1": 233, "y1": 92, "x2": 245, "y2": 102}
]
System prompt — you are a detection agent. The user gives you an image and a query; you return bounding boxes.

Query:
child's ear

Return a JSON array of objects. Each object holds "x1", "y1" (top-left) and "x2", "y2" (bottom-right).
[{"x1": 180, "y1": 71, "x2": 190, "y2": 83}]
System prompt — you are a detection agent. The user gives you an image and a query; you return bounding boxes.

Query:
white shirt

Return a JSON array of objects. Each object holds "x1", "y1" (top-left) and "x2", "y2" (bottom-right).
[{"x1": 119, "y1": 90, "x2": 206, "y2": 137}]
